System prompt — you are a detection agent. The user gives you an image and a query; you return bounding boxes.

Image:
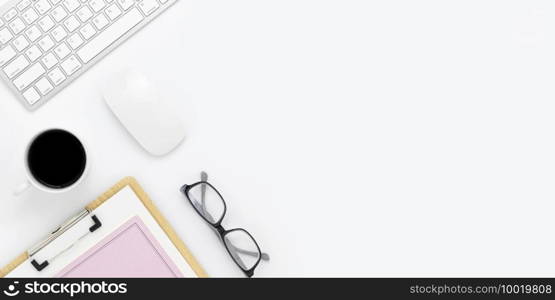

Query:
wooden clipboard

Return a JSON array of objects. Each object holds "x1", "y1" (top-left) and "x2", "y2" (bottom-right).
[{"x1": 1, "y1": 177, "x2": 207, "y2": 277}]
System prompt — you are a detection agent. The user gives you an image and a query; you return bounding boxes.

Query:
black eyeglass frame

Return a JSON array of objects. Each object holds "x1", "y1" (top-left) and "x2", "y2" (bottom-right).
[{"x1": 180, "y1": 181, "x2": 263, "y2": 277}]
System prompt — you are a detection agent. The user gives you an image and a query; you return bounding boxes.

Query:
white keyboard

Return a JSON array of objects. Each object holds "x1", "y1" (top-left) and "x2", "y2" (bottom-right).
[{"x1": 0, "y1": 0, "x2": 176, "y2": 110}]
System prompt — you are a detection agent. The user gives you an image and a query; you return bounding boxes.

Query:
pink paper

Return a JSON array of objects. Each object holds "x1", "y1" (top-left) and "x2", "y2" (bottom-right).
[{"x1": 57, "y1": 216, "x2": 183, "y2": 277}]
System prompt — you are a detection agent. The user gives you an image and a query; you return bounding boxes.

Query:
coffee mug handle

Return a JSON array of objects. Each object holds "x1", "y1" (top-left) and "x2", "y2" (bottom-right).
[{"x1": 14, "y1": 180, "x2": 31, "y2": 196}]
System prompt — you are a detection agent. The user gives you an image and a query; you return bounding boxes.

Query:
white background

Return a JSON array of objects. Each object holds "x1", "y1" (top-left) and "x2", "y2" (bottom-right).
[{"x1": 1, "y1": 0, "x2": 555, "y2": 277}]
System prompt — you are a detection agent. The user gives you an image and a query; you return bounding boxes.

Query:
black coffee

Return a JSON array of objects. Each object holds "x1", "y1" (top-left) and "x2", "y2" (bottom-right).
[{"x1": 27, "y1": 129, "x2": 87, "y2": 189}]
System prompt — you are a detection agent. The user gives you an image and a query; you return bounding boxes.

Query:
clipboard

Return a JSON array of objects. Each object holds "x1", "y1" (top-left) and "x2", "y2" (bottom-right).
[{"x1": 1, "y1": 177, "x2": 207, "y2": 277}]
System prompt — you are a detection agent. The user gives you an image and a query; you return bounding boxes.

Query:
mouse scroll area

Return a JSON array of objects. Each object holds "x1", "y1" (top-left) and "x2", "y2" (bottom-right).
[
  {"x1": 124, "y1": 72, "x2": 157, "y2": 101},
  {"x1": 102, "y1": 69, "x2": 187, "y2": 156}
]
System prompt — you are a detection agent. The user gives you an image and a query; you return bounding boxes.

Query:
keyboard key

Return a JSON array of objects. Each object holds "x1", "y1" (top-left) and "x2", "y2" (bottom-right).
[
  {"x1": 117, "y1": 0, "x2": 134, "y2": 11},
  {"x1": 89, "y1": 0, "x2": 106, "y2": 12},
  {"x1": 4, "y1": 9, "x2": 18, "y2": 22},
  {"x1": 4, "y1": 55, "x2": 29, "y2": 78},
  {"x1": 13, "y1": 62, "x2": 46, "y2": 90},
  {"x1": 54, "y1": 42, "x2": 70, "y2": 59},
  {"x1": 92, "y1": 13, "x2": 108, "y2": 30},
  {"x1": 51, "y1": 0, "x2": 63, "y2": 5},
  {"x1": 25, "y1": 25, "x2": 41, "y2": 41},
  {"x1": 138, "y1": 0, "x2": 159, "y2": 16},
  {"x1": 48, "y1": 67, "x2": 65, "y2": 85},
  {"x1": 17, "y1": 0, "x2": 32, "y2": 11},
  {"x1": 0, "y1": 45, "x2": 16, "y2": 66},
  {"x1": 22, "y1": 8, "x2": 39, "y2": 24},
  {"x1": 9, "y1": 18, "x2": 26, "y2": 34},
  {"x1": 13, "y1": 35, "x2": 29, "y2": 51},
  {"x1": 105, "y1": 4, "x2": 121, "y2": 20},
  {"x1": 80, "y1": 23, "x2": 96, "y2": 39},
  {"x1": 35, "y1": 77, "x2": 53, "y2": 95},
  {"x1": 67, "y1": 33, "x2": 83, "y2": 49},
  {"x1": 22, "y1": 87, "x2": 40, "y2": 105},
  {"x1": 63, "y1": 15, "x2": 80, "y2": 32},
  {"x1": 51, "y1": 25, "x2": 67, "y2": 41},
  {"x1": 38, "y1": 15, "x2": 55, "y2": 31},
  {"x1": 0, "y1": 19, "x2": 4, "y2": 27},
  {"x1": 76, "y1": 6, "x2": 93, "y2": 22},
  {"x1": 35, "y1": 0, "x2": 52, "y2": 15},
  {"x1": 0, "y1": 27, "x2": 14, "y2": 44},
  {"x1": 38, "y1": 35, "x2": 55, "y2": 51},
  {"x1": 63, "y1": 0, "x2": 80, "y2": 12},
  {"x1": 60, "y1": 55, "x2": 80, "y2": 75},
  {"x1": 51, "y1": 6, "x2": 68, "y2": 22},
  {"x1": 78, "y1": 8, "x2": 143, "y2": 63},
  {"x1": 41, "y1": 52, "x2": 58, "y2": 68},
  {"x1": 25, "y1": 45, "x2": 42, "y2": 62}
]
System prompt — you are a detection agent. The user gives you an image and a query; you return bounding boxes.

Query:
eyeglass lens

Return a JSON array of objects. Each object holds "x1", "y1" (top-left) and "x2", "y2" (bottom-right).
[
  {"x1": 224, "y1": 230, "x2": 261, "y2": 271},
  {"x1": 187, "y1": 182, "x2": 225, "y2": 225}
]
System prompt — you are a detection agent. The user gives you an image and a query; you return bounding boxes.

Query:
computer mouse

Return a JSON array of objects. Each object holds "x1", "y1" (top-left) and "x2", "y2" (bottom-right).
[{"x1": 102, "y1": 70, "x2": 186, "y2": 156}]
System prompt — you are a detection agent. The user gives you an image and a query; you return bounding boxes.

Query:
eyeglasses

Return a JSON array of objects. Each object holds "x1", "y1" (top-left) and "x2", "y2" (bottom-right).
[{"x1": 180, "y1": 172, "x2": 269, "y2": 277}]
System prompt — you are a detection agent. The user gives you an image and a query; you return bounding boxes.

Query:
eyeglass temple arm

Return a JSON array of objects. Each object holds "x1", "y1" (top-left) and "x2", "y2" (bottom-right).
[
  {"x1": 228, "y1": 244, "x2": 249, "y2": 271},
  {"x1": 229, "y1": 244, "x2": 270, "y2": 261},
  {"x1": 200, "y1": 171, "x2": 208, "y2": 216}
]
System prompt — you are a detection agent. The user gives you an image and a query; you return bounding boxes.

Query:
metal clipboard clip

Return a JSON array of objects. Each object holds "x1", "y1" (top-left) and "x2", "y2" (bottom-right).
[{"x1": 28, "y1": 209, "x2": 102, "y2": 272}]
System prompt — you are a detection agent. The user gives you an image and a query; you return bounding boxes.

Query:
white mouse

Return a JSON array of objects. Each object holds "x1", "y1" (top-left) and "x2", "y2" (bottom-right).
[{"x1": 103, "y1": 70, "x2": 186, "y2": 156}]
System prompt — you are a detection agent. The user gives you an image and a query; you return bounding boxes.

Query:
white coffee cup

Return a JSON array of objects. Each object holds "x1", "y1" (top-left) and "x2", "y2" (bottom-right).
[{"x1": 14, "y1": 128, "x2": 89, "y2": 196}]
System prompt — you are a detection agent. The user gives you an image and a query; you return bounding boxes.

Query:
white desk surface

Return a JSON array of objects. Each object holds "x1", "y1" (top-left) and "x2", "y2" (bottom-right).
[{"x1": 2, "y1": 0, "x2": 555, "y2": 277}]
